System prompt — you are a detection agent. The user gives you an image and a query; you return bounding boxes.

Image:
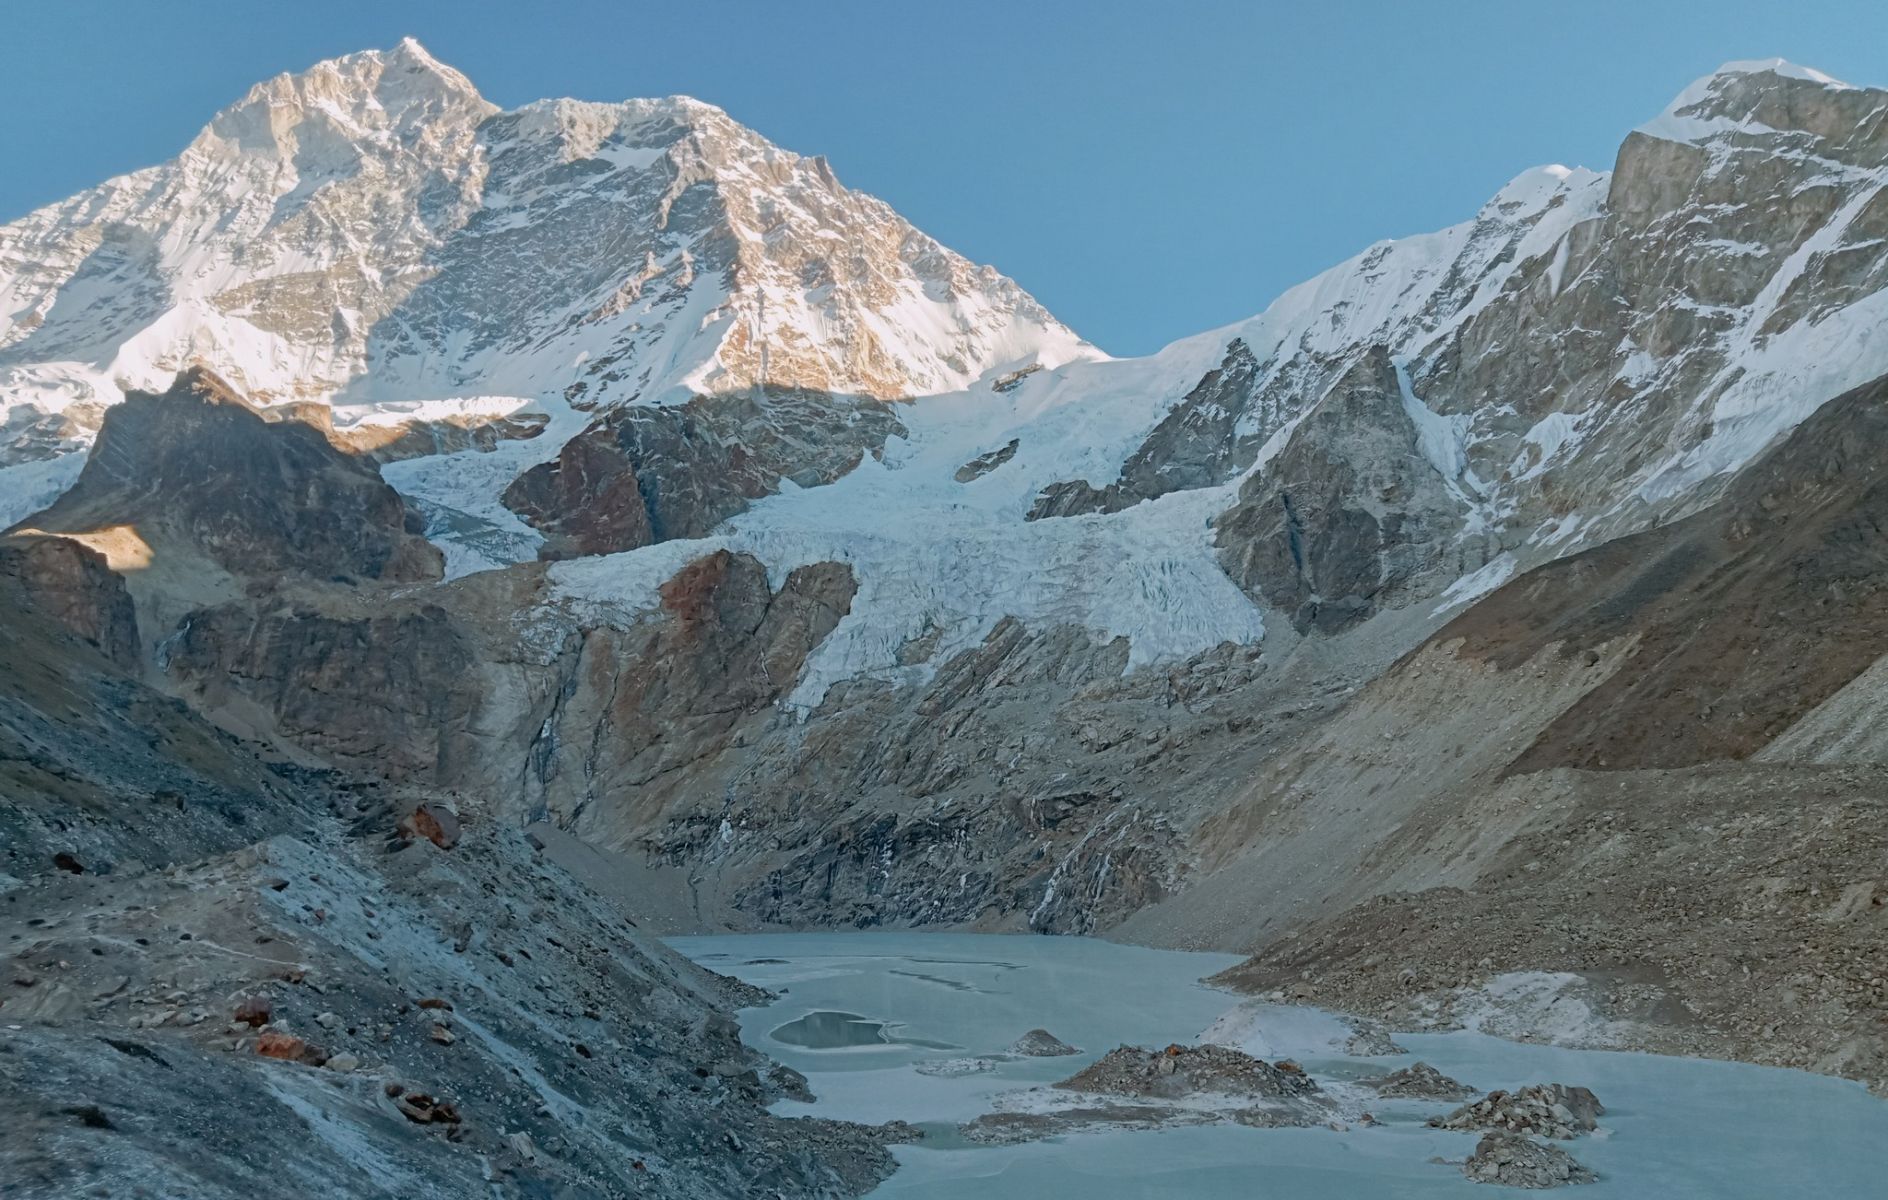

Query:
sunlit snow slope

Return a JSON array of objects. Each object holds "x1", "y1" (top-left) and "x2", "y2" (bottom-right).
[
  {"x1": 10, "y1": 51, "x2": 1888, "y2": 697},
  {"x1": 0, "y1": 39, "x2": 1086, "y2": 451}
]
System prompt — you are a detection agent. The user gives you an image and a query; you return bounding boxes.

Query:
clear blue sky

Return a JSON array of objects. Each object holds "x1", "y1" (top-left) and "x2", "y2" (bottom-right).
[{"x1": 4, "y1": 1, "x2": 1884, "y2": 355}]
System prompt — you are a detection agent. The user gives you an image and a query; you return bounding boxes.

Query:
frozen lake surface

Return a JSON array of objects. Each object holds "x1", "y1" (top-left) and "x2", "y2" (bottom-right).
[{"x1": 670, "y1": 932, "x2": 1888, "y2": 1198}]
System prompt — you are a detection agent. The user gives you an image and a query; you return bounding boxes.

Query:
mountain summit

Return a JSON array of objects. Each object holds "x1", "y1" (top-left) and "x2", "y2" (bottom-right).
[{"x1": 0, "y1": 40, "x2": 1087, "y2": 449}]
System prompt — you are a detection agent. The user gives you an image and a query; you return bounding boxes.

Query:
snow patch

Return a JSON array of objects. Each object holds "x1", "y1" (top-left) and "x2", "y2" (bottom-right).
[
  {"x1": 0, "y1": 453, "x2": 86, "y2": 530},
  {"x1": 1638, "y1": 59, "x2": 1847, "y2": 146},
  {"x1": 1430, "y1": 553, "x2": 1518, "y2": 616},
  {"x1": 1452, "y1": 971, "x2": 1636, "y2": 1048},
  {"x1": 1395, "y1": 360, "x2": 1475, "y2": 499},
  {"x1": 1196, "y1": 1000, "x2": 1357, "y2": 1060}
]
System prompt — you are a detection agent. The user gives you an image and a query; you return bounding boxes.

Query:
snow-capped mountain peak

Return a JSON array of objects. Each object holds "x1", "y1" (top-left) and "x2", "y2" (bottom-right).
[
  {"x1": 10, "y1": 49, "x2": 1888, "y2": 707},
  {"x1": 0, "y1": 40, "x2": 1086, "y2": 477},
  {"x1": 1636, "y1": 57, "x2": 1853, "y2": 146},
  {"x1": 198, "y1": 35, "x2": 496, "y2": 152}
]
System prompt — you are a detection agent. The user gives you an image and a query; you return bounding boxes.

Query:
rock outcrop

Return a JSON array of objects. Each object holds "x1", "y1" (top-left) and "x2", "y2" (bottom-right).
[
  {"x1": 1009, "y1": 1029, "x2": 1080, "y2": 1057},
  {"x1": 165, "y1": 596, "x2": 481, "y2": 779},
  {"x1": 1028, "y1": 338, "x2": 1276, "y2": 518},
  {"x1": 955, "y1": 438, "x2": 1019, "y2": 483},
  {"x1": 1463, "y1": 1131, "x2": 1598, "y2": 1189},
  {"x1": 1056, "y1": 1043, "x2": 1319, "y2": 1101},
  {"x1": 524, "y1": 550, "x2": 859, "y2": 820},
  {"x1": 0, "y1": 544, "x2": 315, "y2": 880},
  {"x1": 502, "y1": 389, "x2": 905, "y2": 559},
  {"x1": 1365, "y1": 1061, "x2": 1477, "y2": 1100},
  {"x1": 1431, "y1": 1085, "x2": 1604, "y2": 1140},
  {"x1": 1215, "y1": 347, "x2": 1472, "y2": 633},
  {"x1": 12, "y1": 368, "x2": 442, "y2": 587},
  {"x1": 0, "y1": 534, "x2": 139, "y2": 667}
]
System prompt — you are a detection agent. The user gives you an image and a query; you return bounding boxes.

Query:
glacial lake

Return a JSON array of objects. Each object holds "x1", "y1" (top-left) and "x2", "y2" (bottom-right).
[{"x1": 669, "y1": 932, "x2": 1888, "y2": 1198}]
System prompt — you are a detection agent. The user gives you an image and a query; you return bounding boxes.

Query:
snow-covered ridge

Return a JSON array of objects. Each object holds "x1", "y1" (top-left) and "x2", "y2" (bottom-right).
[
  {"x1": 12, "y1": 49, "x2": 1888, "y2": 707},
  {"x1": 1638, "y1": 58, "x2": 1851, "y2": 145},
  {"x1": 0, "y1": 38, "x2": 1088, "y2": 442},
  {"x1": 536, "y1": 166, "x2": 1607, "y2": 704},
  {"x1": 548, "y1": 366, "x2": 1276, "y2": 708}
]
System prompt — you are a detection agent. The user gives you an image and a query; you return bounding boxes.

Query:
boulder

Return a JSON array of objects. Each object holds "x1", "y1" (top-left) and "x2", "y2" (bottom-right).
[
  {"x1": 1009, "y1": 1028, "x2": 1080, "y2": 1057},
  {"x1": 1366, "y1": 1061, "x2": 1477, "y2": 1100},
  {"x1": 233, "y1": 995, "x2": 273, "y2": 1028},
  {"x1": 255, "y1": 1032, "x2": 310, "y2": 1062},
  {"x1": 399, "y1": 803, "x2": 462, "y2": 850},
  {"x1": 395, "y1": 1092, "x2": 462, "y2": 1125},
  {"x1": 1463, "y1": 1130, "x2": 1597, "y2": 1188},
  {"x1": 1432, "y1": 1084, "x2": 1605, "y2": 1140}
]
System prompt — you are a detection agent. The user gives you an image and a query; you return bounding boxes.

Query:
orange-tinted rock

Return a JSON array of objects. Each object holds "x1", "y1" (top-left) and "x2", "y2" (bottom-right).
[
  {"x1": 399, "y1": 803, "x2": 461, "y2": 850},
  {"x1": 501, "y1": 389, "x2": 903, "y2": 561},
  {"x1": 255, "y1": 1031, "x2": 307, "y2": 1060}
]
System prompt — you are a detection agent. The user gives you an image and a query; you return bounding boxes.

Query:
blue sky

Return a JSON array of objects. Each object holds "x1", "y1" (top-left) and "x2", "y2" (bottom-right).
[{"x1": 4, "y1": 1, "x2": 1884, "y2": 355}]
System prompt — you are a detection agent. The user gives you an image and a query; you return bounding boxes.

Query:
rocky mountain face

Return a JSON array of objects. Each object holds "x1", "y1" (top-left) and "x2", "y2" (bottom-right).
[
  {"x1": 6, "y1": 46, "x2": 1888, "y2": 1195},
  {"x1": 25, "y1": 367, "x2": 443, "y2": 584},
  {"x1": 1137, "y1": 365, "x2": 1888, "y2": 1089},
  {"x1": 0, "y1": 37, "x2": 1086, "y2": 566},
  {"x1": 1442, "y1": 368, "x2": 1888, "y2": 772},
  {"x1": 0, "y1": 403, "x2": 905, "y2": 1199},
  {"x1": 1024, "y1": 337, "x2": 1271, "y2": 518},
  {"x1": 1214, "y1": 348, "x2": 1469, "y2": 633},
  {"x1": 503, "y1": 389, "x2": 907, "y2": 559},
  {"x1": 0, "y1": 537, "x2": 312, "y2": 879}
]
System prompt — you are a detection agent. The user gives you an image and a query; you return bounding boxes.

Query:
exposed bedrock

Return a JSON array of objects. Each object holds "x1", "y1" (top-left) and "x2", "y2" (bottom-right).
[
  {"x1": 166, "y1": 600, "x2": 482, "y2": 780},
  {"x1": 1214, "y1": 347, "x2": 1481, "y2": 633},
  {"x1": 0, "y1": 533, "x2": 140, "y2": 668},
  {"x1": 152, "y1": 528, "x2": 1326, "y2": 935},
  {"x1": 0, "y1": 543, "x2": 315, "y2": 880},
  {"x1": 11, "y1": 367, "x2": 442, "y2": 587},
  {"x1": 1439, "y1": 370, "x2": 1888, "y2": 772},
  {"x1": 501, "y1": 387, "x2": 905, "y2": 559},
  {"x1": 1027, "y1": 337, "x2": 1278, "y2": 518}
]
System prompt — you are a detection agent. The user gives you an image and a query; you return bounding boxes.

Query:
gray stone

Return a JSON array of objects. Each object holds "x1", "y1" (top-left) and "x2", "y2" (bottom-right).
[{"x1": 1463, "y1": 1130, "x2": 1597, "y2": 1188}]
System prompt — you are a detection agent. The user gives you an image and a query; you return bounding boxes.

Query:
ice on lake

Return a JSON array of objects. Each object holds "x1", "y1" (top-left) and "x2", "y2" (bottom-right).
[{"x1": 670, "y1": 932, "x2": 1888, "y2": 1198}]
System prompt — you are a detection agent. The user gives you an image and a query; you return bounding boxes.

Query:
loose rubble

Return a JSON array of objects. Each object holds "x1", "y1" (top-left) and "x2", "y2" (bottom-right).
[
  {"x1": 1364, "y1": 1061, "x2": 1477, "y2": 1100},
  {"x1": 914, "y1": 1056, "x2": 1002, "y2": 1078},
  {"x1": 0, "y1": 820, "x2": 904, "y2": 1199},
  {"x1": 1057, "y1": 1043, "x2": 1321, "y2": 1101},
  {"x1": 1009, "y1": 1028, "x2": 1080, "y2": 1057},
  {"x1": 914, "y1": 1028, "x2": 1080, "y2": 1076},
  {"x1": 1430, "y1": 1085, "x2": 1604, "y2": 1139},
  {"x1": 1462, "y1": 1130, "x2": 1598, "y2": 1188},
  {"x1": 959, "y1": 1042, "x2": 1337, "y2": 1145},
  {"x1": 1343, "y1": 1020, "x2": 1408, "y2": 1057}
]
